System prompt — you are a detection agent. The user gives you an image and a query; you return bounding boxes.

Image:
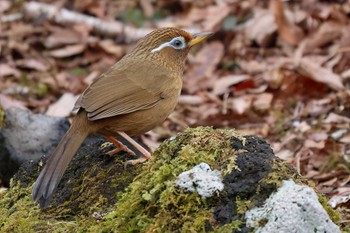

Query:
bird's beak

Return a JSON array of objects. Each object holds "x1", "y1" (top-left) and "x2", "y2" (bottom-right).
[{"x1": 188, "y1": 32, "x2": 214, "y2": 47}]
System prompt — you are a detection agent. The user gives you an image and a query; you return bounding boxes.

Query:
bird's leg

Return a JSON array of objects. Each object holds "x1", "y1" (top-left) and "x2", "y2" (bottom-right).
[
  {"x1": 117, "y1": 131, "x2": 152, "y2": 166},
  {"x1": 101, "y1": 134, "x2": 136, "y2": 156}
]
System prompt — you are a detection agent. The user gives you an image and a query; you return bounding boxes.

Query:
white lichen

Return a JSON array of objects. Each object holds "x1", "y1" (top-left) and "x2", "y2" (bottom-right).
[
  {"x1": 175, "y1": 162, "x2": 224, "y2": 199},
  {"x1": 245, "y1": 179, "x2": 340, "y2": 233}
]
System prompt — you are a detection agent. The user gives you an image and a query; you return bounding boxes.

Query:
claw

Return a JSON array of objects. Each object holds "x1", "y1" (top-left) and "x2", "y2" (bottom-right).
[{"x1": 124, "y1": 155, "x2": 151, "y2": 169}]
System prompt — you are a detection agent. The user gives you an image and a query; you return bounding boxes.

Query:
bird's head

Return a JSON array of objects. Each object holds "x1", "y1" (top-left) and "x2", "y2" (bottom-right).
[{"x1": 130, "y1": 28, "x2": 213, "y2": 71}]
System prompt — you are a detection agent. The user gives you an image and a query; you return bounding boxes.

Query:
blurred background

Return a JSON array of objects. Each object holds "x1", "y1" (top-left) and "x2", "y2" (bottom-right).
[{"x1": 0, "y1": 0, "x2": 350, "y2": 221}]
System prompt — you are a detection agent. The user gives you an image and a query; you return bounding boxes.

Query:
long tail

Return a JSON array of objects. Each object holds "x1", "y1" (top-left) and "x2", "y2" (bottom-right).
[{"x1": 32, "y1": 113, "x2": 90, "y2": 208}]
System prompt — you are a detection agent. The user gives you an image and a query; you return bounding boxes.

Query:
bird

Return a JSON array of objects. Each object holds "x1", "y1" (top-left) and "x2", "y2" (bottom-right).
[{"x1": 32, "y1": 27, "x2": 213, "y2": 208}]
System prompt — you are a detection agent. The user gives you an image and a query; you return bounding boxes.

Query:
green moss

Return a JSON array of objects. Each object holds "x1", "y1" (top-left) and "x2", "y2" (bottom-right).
[
  {"x1": 235, "y1": 197, "x2": 253, "y2": 215},
  {"x1": 318, "y1": 195, "x2": 341, "y2": 224},
  {"x1": 0, "y1": 181, "x2": 41, "y2": 233},
  {"x1": 0, "y1": 127, "x2": 344, "y2": 232},
  {"x1": 0, "y1": 107, "x2": 4, "y2": 128},
  {"x1": 259, "y1": 159, "x2": 306, "y2": 189},
  {"x1": 103, "y1": 127, "x2": 244, "y2": 232},
  {"x1": 213, "y1": 220, "x2": 243, "y2": 233}
]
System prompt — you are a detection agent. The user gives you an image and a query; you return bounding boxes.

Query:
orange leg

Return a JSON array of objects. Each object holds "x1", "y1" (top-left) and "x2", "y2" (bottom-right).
[
  {"x1": 117, "y1": 131, "x2": 152, "y2": 166},
  {"x1": 101, "y1": 134, "x2": 136, "y2": 156},
  {"x1": 100, "y1": 132, "x2": 152, "y2": 166}
]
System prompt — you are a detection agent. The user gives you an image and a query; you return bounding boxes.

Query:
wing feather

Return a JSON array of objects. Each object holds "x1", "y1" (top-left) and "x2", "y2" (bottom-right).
[{"x1": 74, "y1": 59, "x2": 166, "y2": 121}]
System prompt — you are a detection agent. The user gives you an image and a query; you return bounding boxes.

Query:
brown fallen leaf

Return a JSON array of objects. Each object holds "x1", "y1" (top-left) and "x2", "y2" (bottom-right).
[
  {"x1": 184, "y1": 41, "x2": 224, "y2": 93},
  {"x1": 46, "y1": 93, "x2": 78, "y2": 117},
  {"x1": 203, "y1": 5, "x2": 231, "y2": 32},
  {"x1": 0, "y1": 0, "x2": 11, "y2": 13},
  {"x1": 178, "y1": 95, "x2": 204, "y2": 105},
  {"x1": 45, "y1": 28, "x2": 82, "y2": 48},
  {"x1": 308, "y1": 131, "x2": 329, "y2": 141},
  {"x1": 303, "y1": 21, "x2": 344, "y2": 54},
  {"x1": 275, "y1": 149, "x2": 294, "y2": 161},
  {"x1": 236, "y1": 123, "x2": 270, "y2": 138},
  {"x1": 297, "y1": 58, "x2": 344, "y2": 91},
  {"x1": 49, "y1": 44, "x2": 86, "y2": 58},
  {"x1": 244, "y1": 8, "x2": 277, "y2": 47},
  {"x1": 339, "y1": 134, "x2": 350, "y2": 144},
  {"x1": 15, "y1": 59, "x2": 50, "y2": 71},
  {"x1": 0, "y1": 94, "x2": 27, "y2": 110},
  {"x1": 328, "y1": 188, "x2": 350, "y2": 208},
  {"x1": 98, "y1": 40, "x2": 124, "y2": 56},
  {"x1": 252, "y1": 93, "x2": 273, "y2": 111},
  {"x1": 213, "y1": 75, "x2": 250, "y2": 95},
  {"x1": 324, "y1": 112, "x2": 350, "y2": 124},
  {"x1": 231, "y1": 95, "x2": 253, "y2": 115},
  {"x1": 304, "y1": 139, "x2": 325, "y2": 149},
  {"x1": 0, "y1": 64, "x2": 20, "y2": 77},
  {"x1": 269, "y1": 0, "x2": 304, "y2": 46}
]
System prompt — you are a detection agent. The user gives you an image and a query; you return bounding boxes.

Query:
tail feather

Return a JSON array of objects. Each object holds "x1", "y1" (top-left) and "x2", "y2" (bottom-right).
[{"x1": 32, "y1": 114, "x2": 90, "y2": 208}]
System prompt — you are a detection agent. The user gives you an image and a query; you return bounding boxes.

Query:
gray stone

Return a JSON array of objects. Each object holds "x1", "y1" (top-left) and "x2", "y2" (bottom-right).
[
  {"x1": 245, "y1": 179, "x2": 340, "y2": 233},
  {"x1": 0, "y1": 107, "x2": 69, "y2": 163}
]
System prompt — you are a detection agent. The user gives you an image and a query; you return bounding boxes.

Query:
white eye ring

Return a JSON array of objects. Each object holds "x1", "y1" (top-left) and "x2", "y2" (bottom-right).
[{"x1": 151, "y1": 36, "x2": 186, "y2": 53}]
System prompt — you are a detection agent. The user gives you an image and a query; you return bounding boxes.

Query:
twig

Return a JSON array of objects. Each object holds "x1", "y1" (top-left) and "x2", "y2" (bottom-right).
[
  {"x1": 22, "y1": 1, "x2": 152, "y2": 42},
  {"x1": 0, "y1": 13, "x2": 23, "y2": 23}
]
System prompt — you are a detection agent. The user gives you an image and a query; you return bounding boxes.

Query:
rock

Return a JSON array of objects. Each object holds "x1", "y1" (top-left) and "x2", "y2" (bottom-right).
[
  {"x1": 0, "y1": 127, "x2": 343, "y2": 232},
  {"x1": 246, "y1": 179, "x2": 341, "y2": 233},
  {"x1": 0, "y1": 107, "x2": 69, "y2": 185},
  {"x1": 0, "y1": 107, "x2": 69, "y2": 163}
]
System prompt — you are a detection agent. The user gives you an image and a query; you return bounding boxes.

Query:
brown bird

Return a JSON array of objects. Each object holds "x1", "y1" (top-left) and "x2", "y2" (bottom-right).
[{"x1": 32, "y1": 27, "x2": 213, "y2": 208}]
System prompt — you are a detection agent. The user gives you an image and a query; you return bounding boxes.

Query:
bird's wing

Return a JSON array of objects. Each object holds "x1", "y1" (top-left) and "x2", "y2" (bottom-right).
[{"x1": 74, "y1": 60, "x2": 166, "y2": 121}]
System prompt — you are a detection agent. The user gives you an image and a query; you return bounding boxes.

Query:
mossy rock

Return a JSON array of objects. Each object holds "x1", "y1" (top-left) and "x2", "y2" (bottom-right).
[{"x1": 0, "y1": 127, "x2": 338, "y2": 232}]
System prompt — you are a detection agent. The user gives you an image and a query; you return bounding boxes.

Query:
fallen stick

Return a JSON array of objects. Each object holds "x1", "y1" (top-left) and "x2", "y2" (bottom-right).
[{"x1": 22, "y1": 1, "x2": 152, "y2": 42}]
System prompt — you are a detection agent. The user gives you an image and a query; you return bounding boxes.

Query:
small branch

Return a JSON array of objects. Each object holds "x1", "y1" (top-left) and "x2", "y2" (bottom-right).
[
  {"x1": 22, "y1": 1, "x2": 152, "y2": 42},
  {"x1": 0, "y1": 13, "x2": 23, "y2": 23}
]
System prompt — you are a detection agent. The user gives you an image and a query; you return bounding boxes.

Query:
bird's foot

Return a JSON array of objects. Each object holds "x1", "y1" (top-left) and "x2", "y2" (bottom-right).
[
  {"x1": 124, "y1": 151, "x2": 152, "y2": 168},
  {"x1": 106, "y1": 144, "x2": 136, "y2": 157}
]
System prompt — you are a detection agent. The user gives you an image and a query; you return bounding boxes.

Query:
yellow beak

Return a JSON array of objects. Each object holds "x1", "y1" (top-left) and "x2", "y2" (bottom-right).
[{"x1": 188, "y1": 32, "x2": 214, "y2": 47}]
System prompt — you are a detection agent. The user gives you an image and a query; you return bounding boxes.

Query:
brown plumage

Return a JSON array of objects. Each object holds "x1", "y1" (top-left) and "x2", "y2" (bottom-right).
[{"x1": 32, "y1": 27, "x2": 213, "y2": 208}]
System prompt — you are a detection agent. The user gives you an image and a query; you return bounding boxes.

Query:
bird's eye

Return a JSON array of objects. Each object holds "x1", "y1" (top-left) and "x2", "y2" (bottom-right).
[{"x1": 173, "y1": 39, "x2": 183, "y2": 47}]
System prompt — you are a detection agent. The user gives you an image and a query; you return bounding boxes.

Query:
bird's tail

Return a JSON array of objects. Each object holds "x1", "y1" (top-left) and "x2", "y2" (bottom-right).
[{"x1": 32, "y1": 113, "x2": 90, "y2": 208}]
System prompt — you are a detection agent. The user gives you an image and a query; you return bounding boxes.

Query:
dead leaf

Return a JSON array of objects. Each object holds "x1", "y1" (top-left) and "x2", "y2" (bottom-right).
[
  {"x1": 244, "y1": 9, "x2": 277, "y2": 47},
  {"x1": 203, "y1": 5, "x2": 231, "y2": 31},
  {"x1": 184, "y1": 41, "x2": 224, "y2": 93},
  {"x1": 15, "y1": 59, "x2": 50, "y2": 71},
  {"x1": 252, "y1": 93, "x2": 273, "y2": 111},
  {"x1": 297, "y1": 58, "x2": 344, "y2": 90},
  {"x1": 45, "y1": 29, "x2": 82, "y2": 48},
  {"x1": 49, "y1": 44, "x2": 86, "y2": 58},
  {"x1": 275, "y1": 149, "x2": 294, "y2": 160},
  {"x1": 213, "y1": 75, "x2": 250, "y2": 95},
  {"x1": 328, "y1": 189, "x2": 350, "y2": 208},
  {"x1": 324, "y1": 113, "x2": 350, "y2": 124},
  {"x1": 0, "y1": 64, "x2": 20, "y2": 77},
  {"x1": 339, "y1": 134, "x2": 350, "y2": 144},
  {"x1": 140, "y1": 0, "x2": 154, "y2": 17},
  {"x1": 98, "y1": 40, "x2": 124, "y2": 56},
  {"x1": 308, "y1": 131, "x2": 328, "y2": 141},
  {"x1": 231, "y1": 95, "x2": 253, "y2": 114},
  {"x1": 46, "y1": 93, "x2": 78, "y2": 117},
  {"x1": 303, "y1": 21, "x2": 344, "y2": 54},
  {"x1": 178, "y1": 95, "x2": 204, "y2": 105},
  {"x1": 0, "y1": 94, "x2": 27, "y2": 110},
  {"x1": 304, "y1": 139, "x2": 325, "y2": 149},
  {"x1": 269, "y1": 0, "x2": 304, "y2": 46},
  {"x1": 0, "y1": 0, "x2": 11, "y2": 13},
  {"x1": 84, "y1": 70, "x2": 100, "y2": 85},
  {"x1": 237, "y1": 123, "x2": 270, "y2": 137},
  {"x1": 55, "y1": 71, "x2": 85, "y2": 94}
]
